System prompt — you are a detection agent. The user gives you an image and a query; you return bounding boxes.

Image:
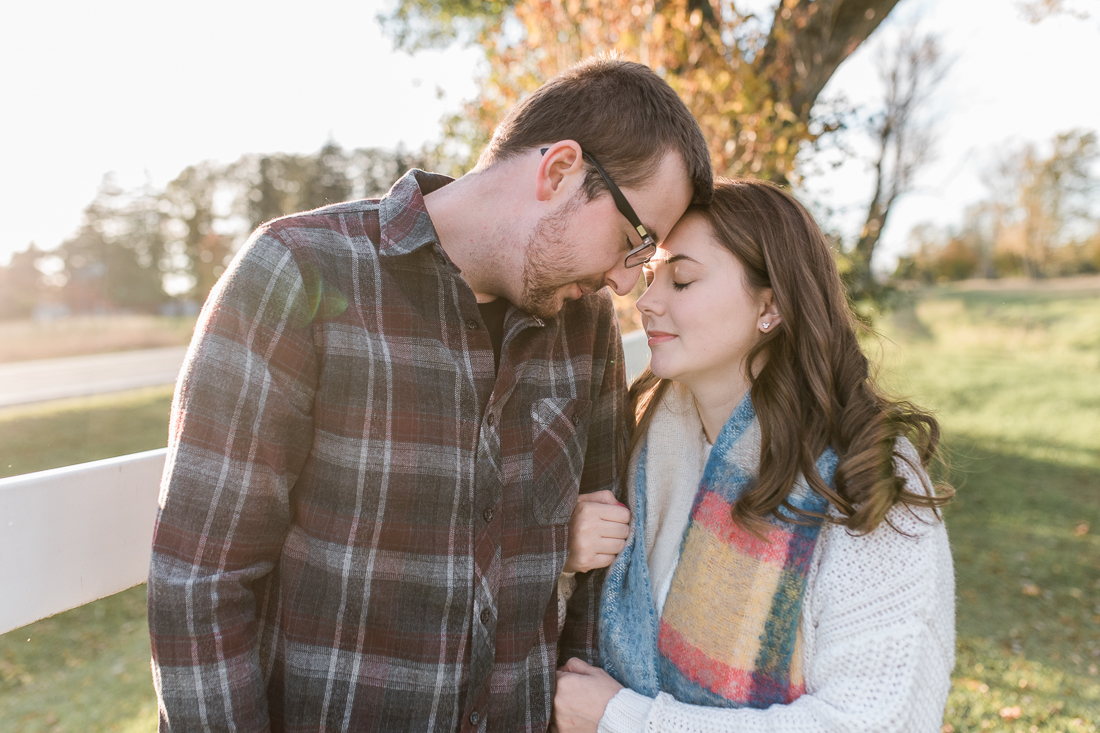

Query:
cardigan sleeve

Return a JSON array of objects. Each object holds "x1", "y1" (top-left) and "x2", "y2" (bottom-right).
[{"x1": 598, "y1": 441, "x2": 956, "y2": 733}]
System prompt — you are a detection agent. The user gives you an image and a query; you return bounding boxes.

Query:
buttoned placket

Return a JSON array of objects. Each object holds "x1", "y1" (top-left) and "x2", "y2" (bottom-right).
[
  {"x1": 468, "y1": 314, "x2": 547, "y2": 732},
  {"x1": 438, "y1": 248, "x2": 548, "y2": 732}
]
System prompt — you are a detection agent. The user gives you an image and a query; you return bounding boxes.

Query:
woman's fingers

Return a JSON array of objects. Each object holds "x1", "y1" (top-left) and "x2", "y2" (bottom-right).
[
  {"x1": 596, "y1": 514, "x2": 630, "y2": 538},
  {"x1": 561, "y1": 657, "x2": 594, "y2": 674},
  {"x1": 593, "y1": 536, "x2": 627, "y2": 554},
  {"x1": 572, "y1": 503, "x2": 630, "y2": 536},
  {"x1": 576, "y1": 489, "x2": 622, "y2": 506},
  {"x1": 565, "y1": 494, "x2": 632, "y2": 572},
  {"x1": 553, "y1": 658, "x2": 623, "y2": 733}
]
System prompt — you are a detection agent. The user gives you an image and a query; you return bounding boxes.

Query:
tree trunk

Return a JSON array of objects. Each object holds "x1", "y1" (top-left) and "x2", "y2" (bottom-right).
[{"x1": 759, "y1": 0, "x2": 903, "y2": 121}]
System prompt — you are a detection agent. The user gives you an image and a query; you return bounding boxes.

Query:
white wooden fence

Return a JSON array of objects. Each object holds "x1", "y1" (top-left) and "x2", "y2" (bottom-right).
[{"x1": 0, "y1": 331, "x2": 650, "y2": 635}]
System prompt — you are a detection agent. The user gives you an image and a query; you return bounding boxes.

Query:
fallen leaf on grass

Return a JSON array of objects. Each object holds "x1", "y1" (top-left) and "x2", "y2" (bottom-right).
[
  {"x1": 1074, "y1": 522, "x2": 1089, "y2": 536},
  {"x1": 957, "y1": 678, "x2": 990, "y2": 693},
  {"x1": 1021, "y1": 581, "x2": 1041, "y2": 596}
]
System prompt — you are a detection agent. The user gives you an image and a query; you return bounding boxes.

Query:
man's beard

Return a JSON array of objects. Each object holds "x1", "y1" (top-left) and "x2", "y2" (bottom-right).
[{"x1": 518, "y1": 193, "x2": 603, "y2": 319}]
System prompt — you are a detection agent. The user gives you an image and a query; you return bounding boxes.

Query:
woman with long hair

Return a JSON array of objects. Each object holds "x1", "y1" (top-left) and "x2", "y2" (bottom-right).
[{"x1": 554, "y1": 179, "x2": 955, "y2": 732}]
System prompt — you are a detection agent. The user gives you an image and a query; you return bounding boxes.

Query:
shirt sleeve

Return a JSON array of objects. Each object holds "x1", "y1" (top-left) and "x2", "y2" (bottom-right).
[
  {"x1": 598, "y1": 451, "x2": 955, "y2": 733},
  {"x1": 558, "y1": 294, "x2": 629, "y2": 667},
  {"x1": 148, "y1": 229, "x2": 318, "y2": 732}
]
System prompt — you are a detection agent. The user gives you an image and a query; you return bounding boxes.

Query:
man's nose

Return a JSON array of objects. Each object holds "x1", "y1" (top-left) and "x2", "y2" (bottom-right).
[{"x1": 606, "y1": 263, "x2": 641, "y2": 297}]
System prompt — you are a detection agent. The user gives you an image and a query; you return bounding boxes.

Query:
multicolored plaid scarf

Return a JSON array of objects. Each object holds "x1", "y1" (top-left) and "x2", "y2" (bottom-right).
[{"x1": 599, "y1": 391, "x2": 837, "y2": 708}]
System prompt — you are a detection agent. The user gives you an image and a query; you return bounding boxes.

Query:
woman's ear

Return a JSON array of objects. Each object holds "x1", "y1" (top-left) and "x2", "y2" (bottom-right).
[
  {"x1": 534, "y1": 141, "x2": 584, "y2": 203},
  {"x1": 757, "y1": 289, "x2": 781, "y2": 333}
]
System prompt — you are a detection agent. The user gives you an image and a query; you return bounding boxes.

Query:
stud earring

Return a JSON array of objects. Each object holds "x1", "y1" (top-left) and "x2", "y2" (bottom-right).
[{"x1": 761, "y1": 322, "x2": 770, "y2": 330}]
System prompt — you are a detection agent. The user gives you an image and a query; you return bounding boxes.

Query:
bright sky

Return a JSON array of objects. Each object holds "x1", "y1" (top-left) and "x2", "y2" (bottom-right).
[
  {"x1": 1, "y1": 0, "x2": 1098, "y2": 268},
  {"x1": 810, "y1": 0, "x2": 1100, "y2": 269}
]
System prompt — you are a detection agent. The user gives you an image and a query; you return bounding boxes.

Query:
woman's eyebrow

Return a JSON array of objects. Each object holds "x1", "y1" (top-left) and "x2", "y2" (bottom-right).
[{"x1": 666, "y1": 254, "x2": 701, "y2": 265}]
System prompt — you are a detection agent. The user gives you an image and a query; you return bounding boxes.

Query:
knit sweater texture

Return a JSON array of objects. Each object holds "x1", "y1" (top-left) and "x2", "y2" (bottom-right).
[{"x1": 598, "y1": 384, "x2": 956, "y2": 733}]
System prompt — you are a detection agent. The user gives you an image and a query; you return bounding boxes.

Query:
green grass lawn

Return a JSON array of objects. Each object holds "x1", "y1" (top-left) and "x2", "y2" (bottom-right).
[
  {"x1": 877, "y1": 282, "x2": 1100, "y2": 733},
  {"x1": 0, "y1": 387, "x2": 174, "y2": 731},
  {"x1": 1, "y1": 280, "x2": 1098, "y2": 731},
  {"x1": 0, "y1": 386, "x2": 175, "y2": 479},
  {"x1": 0, "y1": 587, "x2": 156, "y2": 732}
]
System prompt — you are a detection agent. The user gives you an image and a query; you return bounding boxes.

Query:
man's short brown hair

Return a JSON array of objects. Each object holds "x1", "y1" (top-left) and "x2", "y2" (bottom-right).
[{"x1": 480, "y1": 56, "x2": 713, "y2": 205}]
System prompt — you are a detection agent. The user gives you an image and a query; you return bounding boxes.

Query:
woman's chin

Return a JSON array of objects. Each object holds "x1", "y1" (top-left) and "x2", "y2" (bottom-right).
[{"x1": 648, "y1": 360, "x2": 680, "y2": 382}]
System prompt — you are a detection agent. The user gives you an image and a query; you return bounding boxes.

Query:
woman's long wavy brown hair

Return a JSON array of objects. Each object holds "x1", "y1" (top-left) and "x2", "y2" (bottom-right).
[{"x1": 630, "y1": 179, "x2": 952, "y2": 534}]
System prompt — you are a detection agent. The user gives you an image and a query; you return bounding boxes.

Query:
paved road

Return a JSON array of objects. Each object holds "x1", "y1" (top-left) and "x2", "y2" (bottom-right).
[{"x1": 0, "y1": 346, "x2": 189, "y2": 408}]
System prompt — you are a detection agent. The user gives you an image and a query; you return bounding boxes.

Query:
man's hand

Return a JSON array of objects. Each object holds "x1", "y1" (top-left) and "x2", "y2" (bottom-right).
[
  {"x1": 563, "y1": 490, "x2": 630, "y2": 573},
  {"x1": 553, "y1": 657, "x2": 624, "y2": 733}
]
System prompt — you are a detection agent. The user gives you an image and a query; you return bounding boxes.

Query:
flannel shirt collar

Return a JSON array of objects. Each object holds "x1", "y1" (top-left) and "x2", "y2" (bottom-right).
[
  {"x1": 379, "y1": 168, "x2": 548, "y2": 329},
  {"x1": 379, "y1": 169, "x2": 454, "y2": 258}
]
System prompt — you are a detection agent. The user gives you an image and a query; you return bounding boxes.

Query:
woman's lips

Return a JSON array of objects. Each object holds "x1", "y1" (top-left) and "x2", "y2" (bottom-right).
[{"x1": 646, "y1": 330, "x2": 676, "y2": 346}]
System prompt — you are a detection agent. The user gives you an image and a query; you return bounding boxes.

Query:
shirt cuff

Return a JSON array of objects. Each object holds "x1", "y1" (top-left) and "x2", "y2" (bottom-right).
[{"x1": 598, "y1": 688, "x2": 654, "y2": 733}]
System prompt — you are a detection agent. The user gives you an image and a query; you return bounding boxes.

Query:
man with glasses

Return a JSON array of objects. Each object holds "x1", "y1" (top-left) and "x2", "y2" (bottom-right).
[{"x1": 149, "y1": 56, "x2": 712, "y2": 733}]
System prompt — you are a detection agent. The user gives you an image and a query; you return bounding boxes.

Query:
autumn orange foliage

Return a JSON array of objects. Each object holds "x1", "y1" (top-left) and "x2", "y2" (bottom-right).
[{"x1": 449, "y1": 0, "x2": 899, "y2": 183}]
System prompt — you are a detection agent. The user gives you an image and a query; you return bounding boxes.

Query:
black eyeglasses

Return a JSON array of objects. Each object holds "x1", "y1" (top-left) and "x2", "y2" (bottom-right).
[{"x1": 540, "y1": 147, "x2": 656, "y2": 268}]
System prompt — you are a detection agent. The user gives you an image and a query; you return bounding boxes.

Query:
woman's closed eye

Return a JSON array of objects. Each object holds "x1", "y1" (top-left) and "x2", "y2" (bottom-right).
[{"x1": 672, "y1": 280, "x2": 691, "y2": 291}]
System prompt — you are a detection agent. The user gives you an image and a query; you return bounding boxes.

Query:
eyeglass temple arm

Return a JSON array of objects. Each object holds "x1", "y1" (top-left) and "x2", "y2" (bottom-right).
[
  {"x1": 579, "y1": 153, "x2": 650, "y2": 240},
  {"x1": 539, "y1": 147, "x2": 651, "y2": 241}
]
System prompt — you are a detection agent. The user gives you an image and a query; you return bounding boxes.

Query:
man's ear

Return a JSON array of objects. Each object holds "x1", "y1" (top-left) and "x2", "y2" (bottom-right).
[
  {"x1": 758, "y1": 289, "x2": 782, "y2": 333},
  {"x1": 534, "y1": 141, "x2": 585, "y2": 203}
]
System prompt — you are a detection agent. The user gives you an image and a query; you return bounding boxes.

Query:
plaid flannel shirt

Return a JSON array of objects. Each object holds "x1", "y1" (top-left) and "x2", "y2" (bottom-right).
[{"x1": 148, "y1": 170, "x2": 627, "y2": 732}]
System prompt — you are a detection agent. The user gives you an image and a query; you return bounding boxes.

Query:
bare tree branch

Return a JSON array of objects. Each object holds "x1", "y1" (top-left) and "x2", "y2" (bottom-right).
[{"x1": 850, "y1": 24, "x2": 948, "y2": 290}]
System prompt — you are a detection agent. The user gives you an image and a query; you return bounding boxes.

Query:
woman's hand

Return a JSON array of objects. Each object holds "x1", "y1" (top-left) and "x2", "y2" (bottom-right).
[
  {"x1": 563, "y1": 490, "x2": 630, "y2": 573},
  {"x1": 553, "y1": 658, "x2": 624, "y2": 733}
]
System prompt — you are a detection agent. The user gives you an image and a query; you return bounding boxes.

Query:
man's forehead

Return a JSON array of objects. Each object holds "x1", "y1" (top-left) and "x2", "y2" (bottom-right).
[{"x1": 644, "y1": 221, "x2": 663, "y2": 242}]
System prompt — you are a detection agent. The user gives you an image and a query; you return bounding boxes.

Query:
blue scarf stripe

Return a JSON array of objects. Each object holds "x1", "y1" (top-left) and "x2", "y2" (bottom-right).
[
  {"x1": 748, "y1": 670, "x2": 792, "y2": 708},
  {"x1": 752, "y1": 564, "x2": 810, "y2": 677},
  {"x1": 751, "y1": 450, "x2": 838, "y2": 682},
  {"x1": 599, "y1": 442, "x2": 662, "y2": 696}
]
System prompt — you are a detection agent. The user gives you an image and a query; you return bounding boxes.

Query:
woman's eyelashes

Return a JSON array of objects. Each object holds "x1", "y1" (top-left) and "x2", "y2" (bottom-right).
[{"x1": 642, "y1": 265, "x2": 693, "y2": 291}]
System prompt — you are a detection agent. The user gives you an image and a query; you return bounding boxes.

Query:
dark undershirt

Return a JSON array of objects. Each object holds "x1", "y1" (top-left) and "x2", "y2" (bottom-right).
[{"x1": 477, "y1": 298, "x2": 510, "y2": 373}]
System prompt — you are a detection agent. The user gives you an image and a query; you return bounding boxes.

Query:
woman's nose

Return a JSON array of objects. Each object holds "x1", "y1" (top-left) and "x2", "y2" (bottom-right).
[{"x1": 636, "y1": 286, "x2": 661, "y2": 316}]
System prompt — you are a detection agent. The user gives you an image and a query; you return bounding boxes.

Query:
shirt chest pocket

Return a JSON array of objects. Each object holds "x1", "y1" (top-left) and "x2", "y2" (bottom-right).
[{"x1": 529, "y1": 397, "x2": 592, "y2": 525}]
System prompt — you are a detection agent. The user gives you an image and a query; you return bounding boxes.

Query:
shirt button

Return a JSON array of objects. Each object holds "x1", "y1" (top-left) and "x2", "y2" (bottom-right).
[
  {"x1": 571, "y1": 413, "x2": 580, "y2": 426},
  {"x1": 469, "y1": 710, "x2": 480, "y2": 725},
  {"x1": 465, "y1": 319, "x2": 479, "y2": 330},
  {"x1": 483, "y1": 507, "x2": 494, "y2": 523},
  {"x1": 480, "y1": 608, "x2": 490, "y2": 624},
  {"x1": 486, "y1": 413, "x2": 495, "y2": 426}
]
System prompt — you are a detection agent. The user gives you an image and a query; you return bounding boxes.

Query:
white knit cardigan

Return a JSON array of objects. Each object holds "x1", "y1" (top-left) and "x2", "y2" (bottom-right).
[{"x1": 598, "y1": 387, "x2": 956, "y2": 733}]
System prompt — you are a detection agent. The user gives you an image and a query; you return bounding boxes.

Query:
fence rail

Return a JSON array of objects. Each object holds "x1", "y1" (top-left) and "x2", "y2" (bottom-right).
[
  {"x1": 0, "y1": 449, "x2": 167, "y2": 634},
  {"x1": 0, "y1": 330, "x2": 649, "y2": 636}
]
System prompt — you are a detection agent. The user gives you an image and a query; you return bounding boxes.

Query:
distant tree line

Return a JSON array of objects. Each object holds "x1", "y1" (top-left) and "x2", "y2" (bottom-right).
[
  {"x1": 895, "y1": 129, "x2": 1100, "y2": 283},
  {"x1": 0, "y1": 143, "x2": 437, "y2": 320}
]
